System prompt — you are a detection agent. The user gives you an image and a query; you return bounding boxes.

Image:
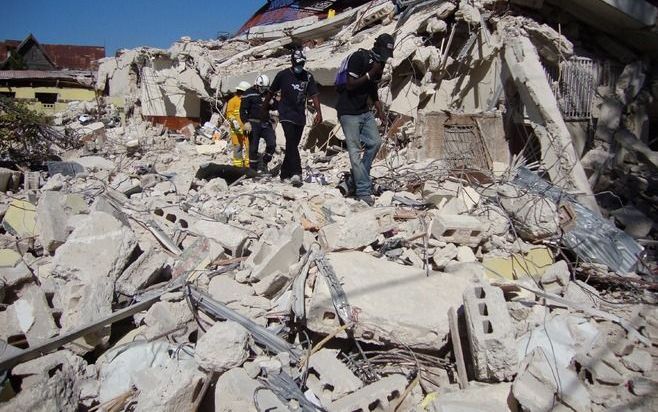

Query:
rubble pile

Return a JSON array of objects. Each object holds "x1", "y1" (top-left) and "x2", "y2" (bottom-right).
[{"x1": 1, "y1": 0, "x2": 658, "y2": 411}]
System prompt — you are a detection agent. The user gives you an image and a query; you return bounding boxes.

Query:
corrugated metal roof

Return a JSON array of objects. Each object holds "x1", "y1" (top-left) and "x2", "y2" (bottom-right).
[{"x1": 0, "y1": 36, "x2": 104, "y2": 70}]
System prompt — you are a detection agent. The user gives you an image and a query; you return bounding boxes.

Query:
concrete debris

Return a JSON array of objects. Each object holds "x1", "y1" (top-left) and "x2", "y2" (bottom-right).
[
  {"x1": 328, "y1": 374, "x2": 408, "y2": 412},
  {"x1": 194, "y1": 321, "x2": 251, "y2": 372},
  {"x1": 1, "y1": 0, "x2": 657, "y2": 410},
  {"x1": 463, "y1": 280, "x2": 517, "y2": 382},
  {"x1": 307, "y1": 348, "x2": 363, "y2": 404},
  {"x1": 307, "y1": 251, "x2": 474, "y2": 350}
]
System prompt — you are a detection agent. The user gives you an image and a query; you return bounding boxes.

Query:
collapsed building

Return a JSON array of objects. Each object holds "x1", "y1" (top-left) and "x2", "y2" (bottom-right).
[{"x1": 1, "y1": 0, "x2": 658, "y2": 411}]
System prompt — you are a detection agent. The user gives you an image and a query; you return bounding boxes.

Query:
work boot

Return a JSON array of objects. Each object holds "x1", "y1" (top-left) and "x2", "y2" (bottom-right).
[
  {"x1": 290, "y1": 175, "x2": 303, "y2": 188},
  {"x1": 356, "y1": 195, "x2": 375, "y2": 206}
]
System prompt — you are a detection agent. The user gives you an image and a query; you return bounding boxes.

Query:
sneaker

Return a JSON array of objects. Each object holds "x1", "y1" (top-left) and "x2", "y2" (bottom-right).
[
  {"x1": 290, "y1": 175, "x2": 303, "y2": 188},
  {"x1": 356, "y1": 195, "x2": 375, "y2": 206}
]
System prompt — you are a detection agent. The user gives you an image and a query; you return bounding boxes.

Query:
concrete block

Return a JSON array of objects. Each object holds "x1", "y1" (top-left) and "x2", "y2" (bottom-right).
[
  {"x1": 319, "y1": 208, "x2": 396, "y2": 251},
  {"x1": 328, "y1": 374, "x2": 407, "y2": 412},
  {"x1": 215, "y1": 368, "x2": 288, "y2": 412},
  {"x1": 194, "y1": 321, "x2": 250, "y2": 372},
  {"x1": 307, "y1": 251, "x2": 475, "y2": 350},
  {"x1": 430, "y1": 214, "x2": 486, "y2": 247},
  {"x1": 245, "y1": 223, "x2": 303, "y2": 282},
  {"x1": 307, "y1": 349, "x2": 363, "y2": 404},
  {"x1": 428, "y1": 382, "x2": 513, "y2": 412},
  {"x1": 191, "y1": 220, "x2": 249, "y2": 257},
  {"x1": 463, "y1": 280, "x2": 517, "y2": 382}
]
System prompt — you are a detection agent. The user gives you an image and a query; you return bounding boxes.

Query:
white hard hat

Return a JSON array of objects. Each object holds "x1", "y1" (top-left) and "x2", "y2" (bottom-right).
[
  {"x1": 236, "y1": 81, "x2": 251, "y2": 92},
  {"x1": 255, "y1": 74, "x2": 270, "y2": 88}
]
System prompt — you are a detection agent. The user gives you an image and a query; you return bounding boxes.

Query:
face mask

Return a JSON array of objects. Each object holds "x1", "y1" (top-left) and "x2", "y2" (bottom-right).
[{"x1": 293, "y1": 65, "x2": 304, "y2": 74}]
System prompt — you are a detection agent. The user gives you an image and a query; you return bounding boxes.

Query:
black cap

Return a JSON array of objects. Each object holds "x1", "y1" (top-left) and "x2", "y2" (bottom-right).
[{"x1": 373, "y1": 33, "x2": 395, "y2": 62}]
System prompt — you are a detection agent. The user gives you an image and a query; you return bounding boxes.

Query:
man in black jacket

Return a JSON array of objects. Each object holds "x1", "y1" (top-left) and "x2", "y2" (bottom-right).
[
  {"x1": 266, "y1": 49, "x2": 322, "y2": 187},
  {"x1": 241, "y1": 74, "x2": 276, "y2": 173},
  {"x1": 337, "y1": 33, "x2": 394, "y2": 206}
]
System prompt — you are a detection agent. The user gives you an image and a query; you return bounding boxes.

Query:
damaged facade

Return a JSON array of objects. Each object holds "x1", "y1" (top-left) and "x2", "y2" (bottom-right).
[{"x1": 1, "y1": 0, "x2": 658, "y2": 411}]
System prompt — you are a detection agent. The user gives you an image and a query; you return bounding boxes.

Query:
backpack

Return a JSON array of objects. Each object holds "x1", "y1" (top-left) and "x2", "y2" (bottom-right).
[{"x1": 335, "y1": 51, "x2": 358, "y2": 91}]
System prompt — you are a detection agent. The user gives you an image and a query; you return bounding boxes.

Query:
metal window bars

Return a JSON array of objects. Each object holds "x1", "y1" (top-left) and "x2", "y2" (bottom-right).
[{"x1": 545, "y1": 57, "x2": 621, "y2": 120}]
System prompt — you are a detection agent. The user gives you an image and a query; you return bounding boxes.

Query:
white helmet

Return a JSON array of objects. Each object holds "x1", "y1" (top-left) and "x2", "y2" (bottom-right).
[
  {"x1": 236, "y1": 81, "x2": 251, "y2": 92},
  {"x1": 255, "y1": 74, "x2": 270, "y2": 88}
]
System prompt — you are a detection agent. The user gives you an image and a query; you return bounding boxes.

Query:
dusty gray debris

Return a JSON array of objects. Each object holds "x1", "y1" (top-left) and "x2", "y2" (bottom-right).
[{"x1": 194, "y1": 320, "x2": 251, "y2": 372}]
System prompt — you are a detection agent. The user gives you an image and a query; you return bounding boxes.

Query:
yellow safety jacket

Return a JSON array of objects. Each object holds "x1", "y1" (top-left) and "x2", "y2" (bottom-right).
[{"x1": 226, "y1": 95, "x2": 244, "y2": 135}]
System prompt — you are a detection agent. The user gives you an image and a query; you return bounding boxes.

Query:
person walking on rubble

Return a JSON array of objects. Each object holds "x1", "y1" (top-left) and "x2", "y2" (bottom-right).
[
  {"x1": 226, "y1": 81, "x2": 251, "y2": 168},
  {"x1": 241, "y1": 74, "x2": 277, "y2": 173},
  {"x1": 265, "y1": 49, "x2": 323, "y2": 187},
  {"x1": 336, "y1": 33, "x2": 394, "y2": 206}
]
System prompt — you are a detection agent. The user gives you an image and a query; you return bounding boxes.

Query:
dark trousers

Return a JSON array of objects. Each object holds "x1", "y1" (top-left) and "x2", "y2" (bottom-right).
[
  {"x1": 249, "y1": 122, "x2": 276, "y2": 170},
  {"x1": 280, "y1": 121, "x2": 304, "y2": 179}
]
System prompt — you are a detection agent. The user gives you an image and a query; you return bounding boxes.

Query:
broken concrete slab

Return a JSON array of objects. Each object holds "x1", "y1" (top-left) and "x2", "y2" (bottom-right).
[
  {"x1": 208, "y1": 275, "x2": 255, "y2": 304},
  {"x1": 2, "y1": 199, "x2": 36, "y2": 239},
  {"x1": 245, "y1": 222, "x2": 303, "y2": 282},
  {"x1": 318, "y1": 207, "x2": 396, "y2": 251},
  {"x1": 194, "y1": 321, "x2": 250, "y2": 372},
  {"x1": 433, "y1": 243, "x2": 458, "y2": 269},
  {"x1": 14, "y1": 283, "x2": 59, "y2": 347},
  {"x1": 621, "y1": 348, "x2": 653, "y2": 373},
  {"x1": 53, "y1": 211, "x2": 137, "y2": 283},
  {"x1": 36, "y1": 191, "x2": 69, "y2": 254},
  {"x1": 132, "y1": 355, "x2": 205, "y2": 412},
  {"x1": 190, "y1": 220, "x2": 249, "y2": 257},
  {"x1": 307, "y1": 251, "x2": 475, "y2": 350},
  {"x1": 252, "y1": 270, "x2": 291, "y2": 299},
  {"x1": 116, "y1": 244, "x2": 169, "y2": 296},
  {"x1": 0, "y1": 249, "x2": 33, "y2": 288},
  {"x1": 141, "y1": 299, "x2": 194, "y2": 340},
  {"x1": 59, "y1": 276, "x2": 114, "y2": 350}
]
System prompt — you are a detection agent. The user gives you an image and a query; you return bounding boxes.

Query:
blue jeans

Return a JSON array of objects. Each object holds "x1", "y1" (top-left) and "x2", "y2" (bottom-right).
[{"x1": 339, "y1": 112, "x2": 382, "y2": 196}]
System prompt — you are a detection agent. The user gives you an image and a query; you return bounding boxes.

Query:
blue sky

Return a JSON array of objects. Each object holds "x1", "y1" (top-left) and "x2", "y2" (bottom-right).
[{"x1": 2, "y1": 0, "x2": 265, "y2": 56}]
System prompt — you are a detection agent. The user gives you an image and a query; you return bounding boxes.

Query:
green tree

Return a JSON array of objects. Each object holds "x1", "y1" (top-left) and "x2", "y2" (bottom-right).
[{"x1": 0, "y1": 97, "x2": 81, "y2": 164}]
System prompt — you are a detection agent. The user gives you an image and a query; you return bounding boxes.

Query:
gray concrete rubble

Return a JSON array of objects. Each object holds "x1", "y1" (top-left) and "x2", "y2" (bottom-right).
[{"x1": 1, "y1": 0, "x2": 658, "y2": 410}]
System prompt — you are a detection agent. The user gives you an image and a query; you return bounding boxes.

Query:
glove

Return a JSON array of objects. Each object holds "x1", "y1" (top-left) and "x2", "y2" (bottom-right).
[
  {"x1": 231, "y1": 120, "x2": 240, "y2": 130},
  {"x1": 243, "y1": 122, "x2": 252, "y2": 133}
]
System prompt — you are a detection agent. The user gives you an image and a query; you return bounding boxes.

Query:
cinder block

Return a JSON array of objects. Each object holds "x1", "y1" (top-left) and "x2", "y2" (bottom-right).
[
  {"x1": 430, "y1": 214, "x2": 486, "y2": 247},
  {"x1": 328, "y1": 374, "x2": 407, "y2": 412},
  {"x1": 463, "y1": 280, "x2": 517, "y2": 382}
]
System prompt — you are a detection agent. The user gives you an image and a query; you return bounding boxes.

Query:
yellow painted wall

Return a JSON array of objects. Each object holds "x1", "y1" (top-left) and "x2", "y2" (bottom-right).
[{"x1": 0, "y1": 86, "x2": 96, "y2": 114}]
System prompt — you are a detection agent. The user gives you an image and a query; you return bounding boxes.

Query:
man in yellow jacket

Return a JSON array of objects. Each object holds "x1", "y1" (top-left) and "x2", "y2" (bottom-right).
[{"x1": 226, "y1": 81, "x2": 251, "y2": 167}]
